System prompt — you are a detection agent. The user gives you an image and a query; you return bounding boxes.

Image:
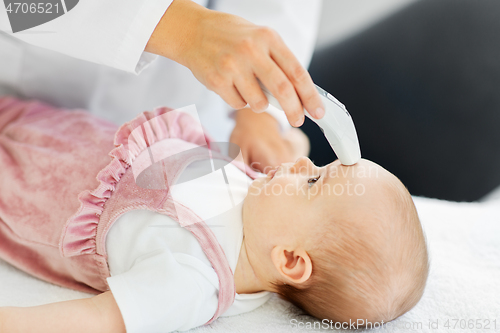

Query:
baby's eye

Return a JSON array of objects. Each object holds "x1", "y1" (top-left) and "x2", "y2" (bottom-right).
[{"x1": 308, "y1": 176, "x2": 320, "y2": 187}]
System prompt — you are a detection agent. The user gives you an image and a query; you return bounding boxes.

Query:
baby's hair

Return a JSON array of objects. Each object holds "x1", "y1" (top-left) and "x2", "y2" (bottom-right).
[{"x1": 273, "y1": 176, "x2": 429, "y2": 324}]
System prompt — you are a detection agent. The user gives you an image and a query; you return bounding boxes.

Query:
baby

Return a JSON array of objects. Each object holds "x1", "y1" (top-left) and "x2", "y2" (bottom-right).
[
  {"x1": 244, "y1": 157, "x2": 429, "y2": 325},
  {"x1": 0, "y1": 97, "x2": 428, "y2": 332}
]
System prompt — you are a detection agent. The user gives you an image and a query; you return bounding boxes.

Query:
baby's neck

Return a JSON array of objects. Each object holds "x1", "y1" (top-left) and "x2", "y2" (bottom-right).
[{"x1": 234, "y1": 238, "x2": 268, "y2": 294}]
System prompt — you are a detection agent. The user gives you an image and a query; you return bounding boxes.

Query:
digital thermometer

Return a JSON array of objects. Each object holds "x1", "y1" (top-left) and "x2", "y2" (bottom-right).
[{"x1": 259, "y1": 81, "x2": 361, "y2": 166}]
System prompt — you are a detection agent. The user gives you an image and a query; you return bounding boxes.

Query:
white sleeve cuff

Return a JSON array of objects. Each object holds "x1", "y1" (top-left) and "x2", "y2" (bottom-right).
[
  {"x1": 107, "y1": 275, "x2": 145, "y2": 333},
  {"x1": 112, "y1": 0, "x2": 174, "y2": 74},
  {"x1": 6, "y1": 0, "x2": 174, "y2": 74}
]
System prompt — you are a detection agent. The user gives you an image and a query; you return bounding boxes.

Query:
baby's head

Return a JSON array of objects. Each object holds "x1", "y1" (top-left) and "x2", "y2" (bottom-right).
[{"x1": 243, "y1": 157, "x2": 428, "y2": 324}]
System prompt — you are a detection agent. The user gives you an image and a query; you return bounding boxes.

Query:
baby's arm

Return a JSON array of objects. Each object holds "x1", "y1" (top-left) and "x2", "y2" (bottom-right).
[{"x1": 0, "y1": 291, "x2": 126, "y2": 333}]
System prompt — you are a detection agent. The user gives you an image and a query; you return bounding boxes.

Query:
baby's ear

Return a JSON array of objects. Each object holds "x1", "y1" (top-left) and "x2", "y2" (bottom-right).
[{"x1": 271, "y1": 246, "x2": 312, "y2": 285}]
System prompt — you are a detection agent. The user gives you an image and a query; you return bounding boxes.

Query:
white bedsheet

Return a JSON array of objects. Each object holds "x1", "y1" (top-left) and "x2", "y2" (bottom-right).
[{"x1": 1, "y1": 196, "x2": 499, "y2": 333}]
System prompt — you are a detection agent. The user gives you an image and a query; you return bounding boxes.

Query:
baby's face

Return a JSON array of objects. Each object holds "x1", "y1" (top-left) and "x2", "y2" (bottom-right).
[{"x1": 243, "y1": 157, "x2": 391, "y2": 248}]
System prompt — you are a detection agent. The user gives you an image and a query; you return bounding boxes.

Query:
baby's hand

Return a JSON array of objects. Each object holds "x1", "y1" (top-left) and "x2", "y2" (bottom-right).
[
  {"x1": 230, "y1": 108, "x2": 309, "y2": 173},
  {"x1": 0, "y1": 291, "x2": 125, "y2": 333}
]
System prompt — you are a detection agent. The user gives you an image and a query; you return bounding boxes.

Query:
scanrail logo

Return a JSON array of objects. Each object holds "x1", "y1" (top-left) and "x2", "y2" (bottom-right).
[{"x1": 3, "y1": 0, "x2": 78, "y2": 33}]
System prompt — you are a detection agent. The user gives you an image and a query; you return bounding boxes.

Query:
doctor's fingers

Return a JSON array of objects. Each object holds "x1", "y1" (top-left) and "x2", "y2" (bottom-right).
[
  {"x1": 270, "y1": 41, "x2": 325, "y2": 120},
  {"x1": 233, "y1": 74, "x2": 269, "y2": 113},
  {"x1": 216, "y1": 85, "x2": 247, "y2": 110},
  {"x1": 254, "y1": 59, "x2": 304, "y2": 128}
]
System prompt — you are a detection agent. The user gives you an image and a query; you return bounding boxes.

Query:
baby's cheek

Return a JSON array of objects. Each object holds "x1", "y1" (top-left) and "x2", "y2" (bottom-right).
[
  {"x1": 273, "y1": 176, "x2": 297, "y2": 188},
  {"x1": 277, "y1": 177, "x2": 304, "y2": 194}
]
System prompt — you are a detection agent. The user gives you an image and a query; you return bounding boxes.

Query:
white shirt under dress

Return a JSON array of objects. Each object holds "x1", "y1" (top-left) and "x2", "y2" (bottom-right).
[{"x1": 105, "y1": 148, "x2": 270, "y2": 333}]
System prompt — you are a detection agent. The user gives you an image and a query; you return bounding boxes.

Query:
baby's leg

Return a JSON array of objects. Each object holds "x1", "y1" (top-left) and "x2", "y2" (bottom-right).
[{"x1": 0, "y1": 97, "x2": 115, "y2": 293}]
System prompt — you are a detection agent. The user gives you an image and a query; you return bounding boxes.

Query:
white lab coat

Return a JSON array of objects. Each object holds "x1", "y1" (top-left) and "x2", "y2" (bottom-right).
[{"x1": 0, "y1": 0, "x2": 321, "y2": 141}]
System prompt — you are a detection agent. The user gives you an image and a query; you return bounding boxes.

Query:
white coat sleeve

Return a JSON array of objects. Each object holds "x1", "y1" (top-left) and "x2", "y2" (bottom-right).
[
  {"x1": 0, "y1": 0, "x2": 174, "y2": 74},
  {"x1": 214, "y1": 0, "x2": 323, "y2": 131}
]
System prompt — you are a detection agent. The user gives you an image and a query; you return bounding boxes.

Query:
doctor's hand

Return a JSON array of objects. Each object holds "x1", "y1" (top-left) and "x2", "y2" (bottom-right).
[
  {"x1": 145, "y1": 0, "x2": 324, "y2": 128},
  {"x1": 229, "y1": 108, "x2": 310, "y2": 173}
]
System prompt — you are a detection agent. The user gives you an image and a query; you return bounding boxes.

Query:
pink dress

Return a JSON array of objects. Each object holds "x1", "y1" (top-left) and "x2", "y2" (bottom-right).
[{"x1": 0, "y1": 97, "x2": 258, "y2": 324}]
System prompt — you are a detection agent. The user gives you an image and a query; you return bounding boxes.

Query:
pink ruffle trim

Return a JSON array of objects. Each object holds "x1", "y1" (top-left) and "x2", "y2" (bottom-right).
[{"x1": 59, "y1": 107, "x2": 217, "y2": 257}]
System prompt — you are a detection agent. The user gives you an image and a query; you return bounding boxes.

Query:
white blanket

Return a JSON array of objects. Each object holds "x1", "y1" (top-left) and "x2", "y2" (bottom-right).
[{"x1": 1, "y1": 196, "x2": 499, "y2": 333}]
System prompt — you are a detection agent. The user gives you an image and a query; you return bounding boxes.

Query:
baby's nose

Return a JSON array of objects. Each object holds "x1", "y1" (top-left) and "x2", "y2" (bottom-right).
[
  {"x1": 291, "y1": 157, "x2": 315, "y2": 173},
  {"x1": 294, "y1": 156, "x2": 313, "y2": 168}
]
